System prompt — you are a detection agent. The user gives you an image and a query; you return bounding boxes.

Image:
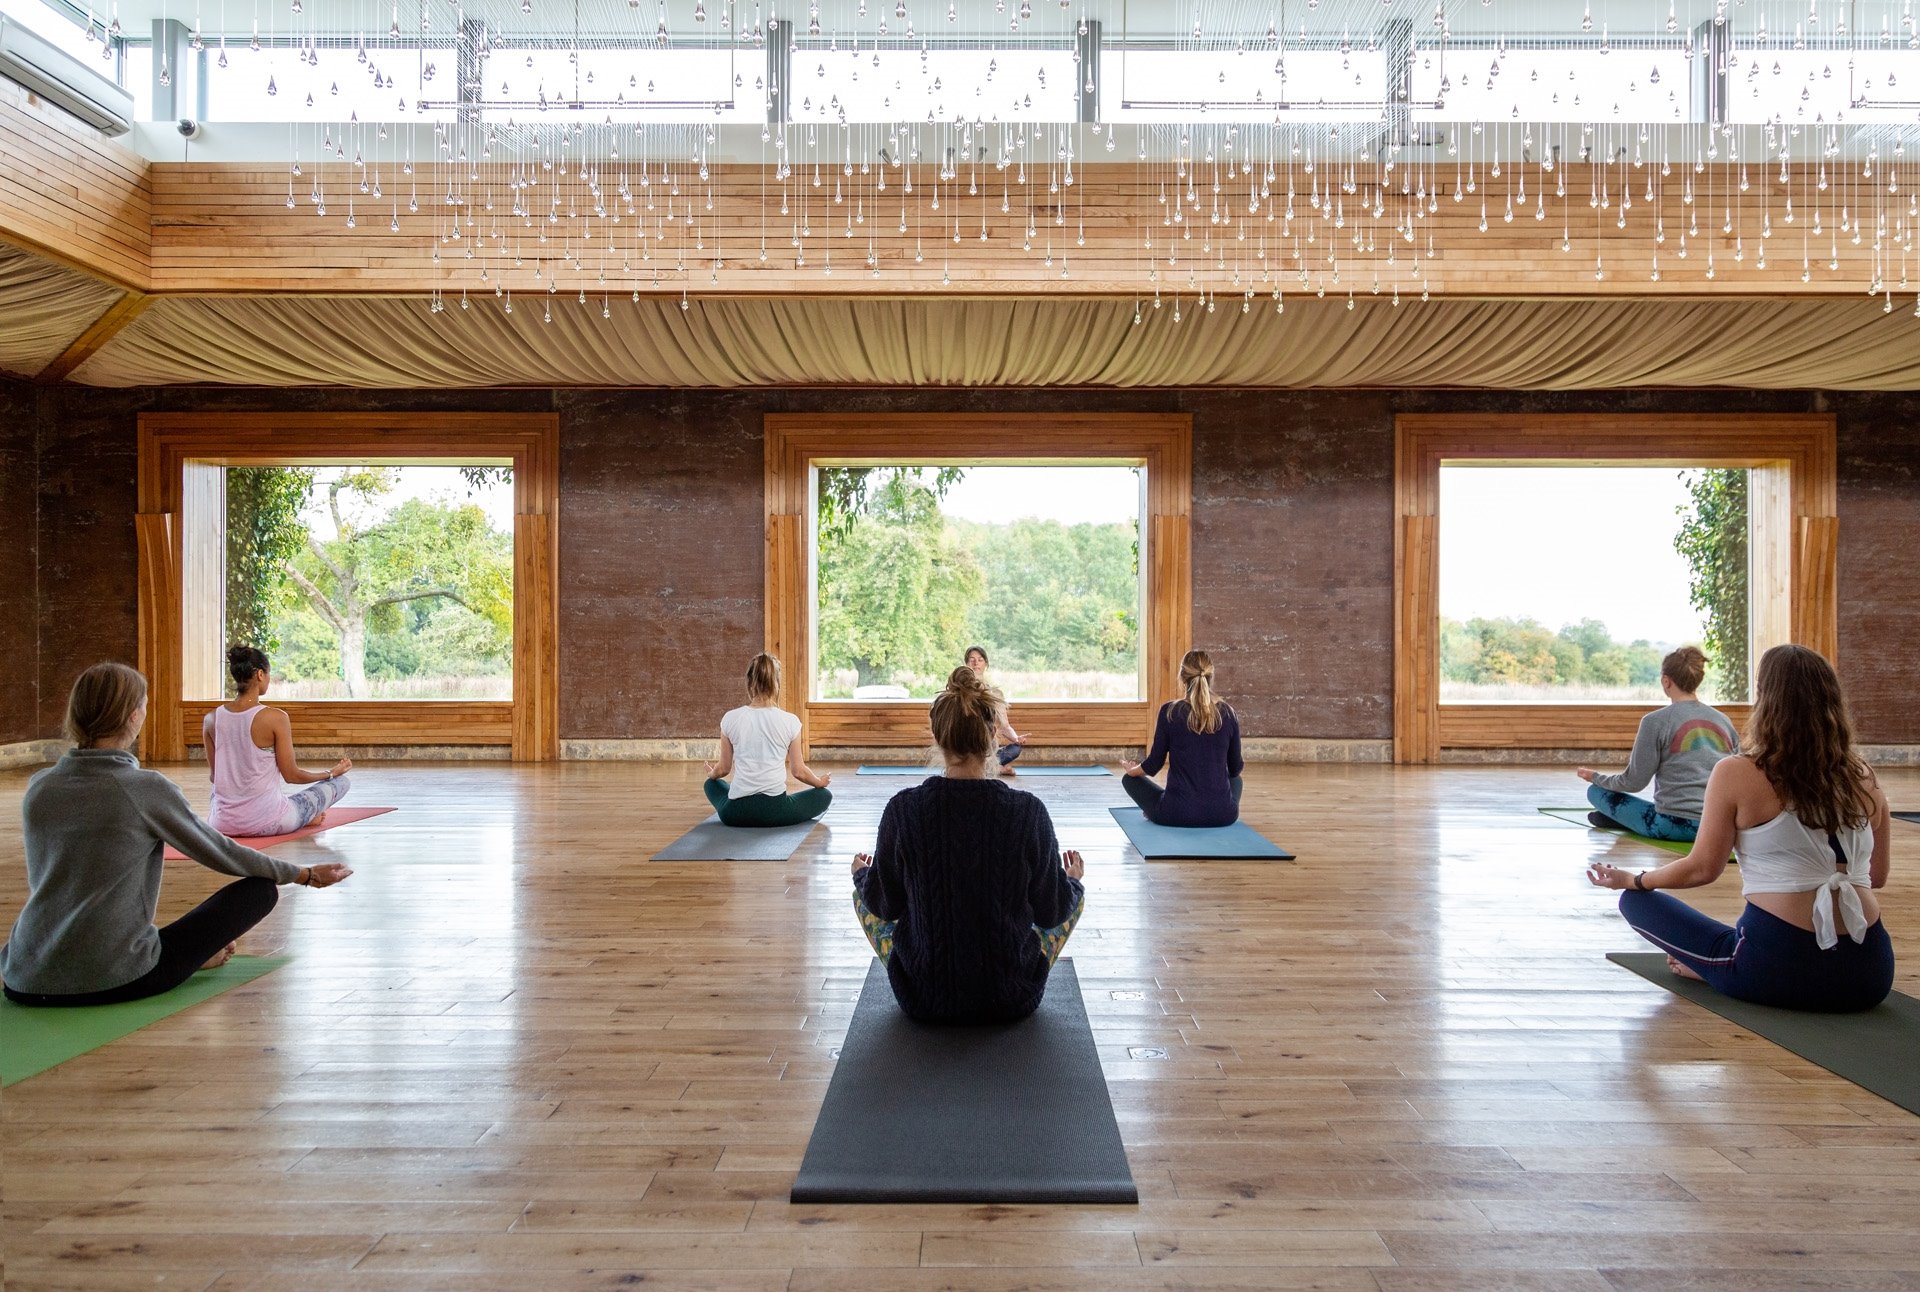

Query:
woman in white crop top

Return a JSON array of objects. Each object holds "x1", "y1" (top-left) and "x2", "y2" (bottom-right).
[
  {"x1": 701, "y1": 653, "x2": 832, "y2": 829},
  {"x1": 1587, "y1": 644, "x2": 1894, "y2": 1013},
  {"x1": 203, "y1": 646, "x2": 353, "y2": 838}
]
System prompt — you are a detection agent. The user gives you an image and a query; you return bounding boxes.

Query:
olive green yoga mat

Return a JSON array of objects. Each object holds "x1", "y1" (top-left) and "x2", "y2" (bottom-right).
[
  {"x1": 1606, "y1": 952, "x2": 1920, "y2": 1115},
  {"x1": 0, "y1": 956, "x2": 286, "y2": 1086},
  {"x1": 1539, "y1": 807, "x2": 1695, "y2": 855}
]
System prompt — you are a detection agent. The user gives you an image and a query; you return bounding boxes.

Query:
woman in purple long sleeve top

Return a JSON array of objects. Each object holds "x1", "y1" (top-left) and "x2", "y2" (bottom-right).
[{"x1": 1121, "y1": 650, "x2": 1244, "y2": 828}]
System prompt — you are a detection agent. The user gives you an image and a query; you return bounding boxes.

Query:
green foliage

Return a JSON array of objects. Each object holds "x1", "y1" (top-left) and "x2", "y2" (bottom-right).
[
  {"x1": 816, "y1": 473, "x2": 984, "y2": 686},
  {"x1": 269, "y1": 607, "x2": 341, "y2": 682},
  {"x1": 1675, "y1": 469, "x2": 1751, "y2": 702},
  {"x1": 814, "y1": 469, "x2": 1144, "y2": 695},
  {"x1": 1440, "y1": 616, "x2": 1666, "y2": 690},
  {"x1": 817, "y1": 466, "x2": 966, "y2": 544},
  {"x1": 242, "y1": 467, "x2": 514, "y2": 696},
  {"x1": 953, "y1": 518, "x2": 1140, "y2": 673},
  {"x1": 224, "y1": 467, "x2": 316, "y2": 655}
]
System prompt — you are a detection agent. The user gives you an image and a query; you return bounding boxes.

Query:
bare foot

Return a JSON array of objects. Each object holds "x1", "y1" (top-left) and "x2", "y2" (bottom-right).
[
  {"x1": 200, "y1": 942, "x2": 238, "y2": 971},
  {"x1": 1665, "y1": 955, "x2": 1705, "y2": 982},
  {"x1": 1000, "y1": 766, "x2": 1017, "y2": 777},
  {"x1": 308, "y1": 810, "x2": 328, "y2": 828}
]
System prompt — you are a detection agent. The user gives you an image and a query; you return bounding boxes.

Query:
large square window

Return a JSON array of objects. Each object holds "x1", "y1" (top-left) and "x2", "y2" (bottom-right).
[
  {"x1": 810, "y1": 464, "x2": 1145, "y2": 703},
  {"x1": 184, "y1": 464, "x2": 515, "y2": 702},
  {"x1": 1439, "y1": 465, "x2": 1751, "y2": 706}
]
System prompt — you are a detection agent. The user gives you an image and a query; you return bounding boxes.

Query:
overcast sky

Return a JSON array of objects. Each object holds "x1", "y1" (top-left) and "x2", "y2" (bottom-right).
[{"x1": 1441, "y1": 466, "x2": 1706, "y2": 646}]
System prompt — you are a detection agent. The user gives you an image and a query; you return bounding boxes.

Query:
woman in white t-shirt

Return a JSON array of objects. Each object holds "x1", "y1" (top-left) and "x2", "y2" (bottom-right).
[{"x1": 702, "y1": 654, "x2": 833, "y2": 827}]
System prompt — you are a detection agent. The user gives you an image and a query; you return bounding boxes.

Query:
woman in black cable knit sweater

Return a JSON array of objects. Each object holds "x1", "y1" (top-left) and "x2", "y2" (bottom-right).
[{"x1": 851, "y1": 667, "x2": 1086, "y2": 1023}]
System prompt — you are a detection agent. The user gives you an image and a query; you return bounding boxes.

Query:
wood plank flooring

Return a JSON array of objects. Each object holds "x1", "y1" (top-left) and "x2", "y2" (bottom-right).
[{"x1": 2, "y1": 761, "x2": 1916, "y2": 1290}]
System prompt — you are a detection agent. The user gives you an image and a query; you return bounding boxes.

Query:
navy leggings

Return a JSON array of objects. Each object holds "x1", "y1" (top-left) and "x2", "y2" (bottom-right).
[
  {"x1": 1618, "y1": 890, "x2": 1895, "y2": 1013},
  {"x1": 4, "y1": 877, "x2": 279, "y2": 1007},
  {"x1": 1122, "y1": 774, "x2": 1244, "y2": 827}
]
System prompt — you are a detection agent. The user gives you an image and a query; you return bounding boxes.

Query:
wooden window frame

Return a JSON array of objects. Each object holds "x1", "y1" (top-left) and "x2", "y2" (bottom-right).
[
  {"x1": 136, "y1": 413, "x2": 560, "y2": 762},
  {"x1": 1394, "y1": 413, "x2": 1837, "y2": 763},
  {"x1": 765, "y1": 413, "x2": 1192, "y2": 750}
]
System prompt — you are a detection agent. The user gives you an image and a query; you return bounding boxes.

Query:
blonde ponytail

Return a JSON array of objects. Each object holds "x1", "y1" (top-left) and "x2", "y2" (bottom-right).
[
  {"x1": 745, "y1": 653, "x2": 782, "y2": 702},
  {"x1": 1180, "y1": 649, "x2": 1222, "y2": 735}
]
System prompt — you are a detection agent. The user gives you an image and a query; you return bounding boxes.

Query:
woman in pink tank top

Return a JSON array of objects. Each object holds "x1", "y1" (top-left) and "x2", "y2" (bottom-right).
[{"x1": 204, "y1": 646, "x2": 353, "y2": 838}]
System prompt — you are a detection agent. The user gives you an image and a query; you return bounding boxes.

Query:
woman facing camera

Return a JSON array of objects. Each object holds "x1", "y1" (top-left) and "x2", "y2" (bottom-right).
[
  {"x1": 1, "y1": 663, "x2": 351, "y2": 1007},
  {"x1": 851, "y1": 667, "x2": 1085, "y2": 1023},
  {"x1": 205, "y1": 646, "x2": 353, "y2": 839},
  {"x1": 964, "y1": 645, "x2": 1023, "y2": 774},
  {"x1": 1588, "y1": 645, "x2": 1894, "y2": 1013},
  {"x1": 703, "y1": 653, "x2": 832, "y2": 827},
  {"x1": 1577, "y1": 645, "x2": 1737, "y2": 843},
  {"x1": 1121, "y1": 650, "x2": 1244, "y2": 828}
]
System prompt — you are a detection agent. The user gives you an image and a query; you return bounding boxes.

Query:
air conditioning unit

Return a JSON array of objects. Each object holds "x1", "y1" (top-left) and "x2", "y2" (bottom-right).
[{"x1": 0, "y1": 15, "x2": 133, "y2": 136}]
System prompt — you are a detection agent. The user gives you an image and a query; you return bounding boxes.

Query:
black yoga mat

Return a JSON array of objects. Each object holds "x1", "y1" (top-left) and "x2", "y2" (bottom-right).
[
  {"x1": 649, "y1": 815, "x2": 820, "y2": 861},
  {"x1": 1893, "y1": 811, "x2": 1920, "y2": 827},
  {"x1": 791, "y1": 958, "x2": 1138, "y2": 1204},
  {"x1": 1607, "y1": 952, "x2": 1920, "y2": 1115}
]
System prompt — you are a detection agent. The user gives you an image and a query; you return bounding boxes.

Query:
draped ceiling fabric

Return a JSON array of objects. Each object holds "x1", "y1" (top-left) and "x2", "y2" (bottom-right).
[
  {"x1": 0, "y1": 242, "x2": 124, "y2": 379},
  {"x1": 70, "y1": 292, "x2": 1920, "y2": 390}
]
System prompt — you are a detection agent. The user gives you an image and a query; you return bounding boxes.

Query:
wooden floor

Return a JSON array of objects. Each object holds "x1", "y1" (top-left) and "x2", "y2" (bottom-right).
[{"x1": 3, "y1": 760, "x2": 1918, "y2": 1291}]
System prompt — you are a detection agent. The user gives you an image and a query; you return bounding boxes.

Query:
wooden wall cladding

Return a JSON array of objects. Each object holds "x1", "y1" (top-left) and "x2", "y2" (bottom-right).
[
  {"x1": 1439, "y1": 704, "x2": 1754, "y2": 751},
  {"x1": 136, "y1": 413, "x2": 560, "y2": 761},
  {"x1": 141, "y1": 162, "x2": 1889, "y2": 299},
  {"x1": 807, "y1": 701, "x2": 1154, "y2": 749},
  {"x1": 1393, "y1": 413, "x2": 1837, "y2": 762},
  {"x1": 0, "y1": 79, "x2": 150, "y2": 288},
  {"x1": 765, "y1": 413, "x2": 1192, "y2": 751}
]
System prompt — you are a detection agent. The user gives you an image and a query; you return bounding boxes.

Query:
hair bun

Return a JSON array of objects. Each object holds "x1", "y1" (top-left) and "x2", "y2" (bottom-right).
[
  {"x1": 227, "y1": 645, "x2": 251, "y2": 664},
  {"x1": 945, "y1": 665, "x2": 989, "y2": 697}
]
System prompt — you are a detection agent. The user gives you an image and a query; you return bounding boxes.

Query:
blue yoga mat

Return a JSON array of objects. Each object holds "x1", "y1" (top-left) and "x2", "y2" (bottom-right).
[
  {"x1": 1894, "y1": 811, "x2": 1920, "y2": 827},
  {"x1": 857, "y1": 764, "x2": 1112, "y2": 776},
  {"x1": 1108, "y1": 806, "x2": 1294, "y2": 860}
]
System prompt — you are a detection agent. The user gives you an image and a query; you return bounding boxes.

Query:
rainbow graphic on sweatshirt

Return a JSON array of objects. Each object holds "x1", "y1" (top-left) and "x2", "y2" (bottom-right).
[{"x1": 1669, "y1": 718, "x2": 1734, "y2": 756}]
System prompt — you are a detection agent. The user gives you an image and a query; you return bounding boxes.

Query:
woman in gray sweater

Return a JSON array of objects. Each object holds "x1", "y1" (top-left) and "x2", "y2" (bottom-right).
[
  {"x1": 1, "y1": 663, "x2": 352, "y2": 1007},
  {"x1": 1577, "y1": 646, "x2": 1739, "y2": 843}
]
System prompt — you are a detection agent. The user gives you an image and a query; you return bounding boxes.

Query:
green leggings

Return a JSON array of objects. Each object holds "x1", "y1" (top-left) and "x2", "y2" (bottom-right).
[{"x1": 703, "y1": 777, "x2": 832, "y2": 828}]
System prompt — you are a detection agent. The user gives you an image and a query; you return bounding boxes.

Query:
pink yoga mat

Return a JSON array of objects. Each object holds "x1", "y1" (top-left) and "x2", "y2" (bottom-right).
[{"x1": 164, "y1": 806, "x2": 396, "y2": 860}]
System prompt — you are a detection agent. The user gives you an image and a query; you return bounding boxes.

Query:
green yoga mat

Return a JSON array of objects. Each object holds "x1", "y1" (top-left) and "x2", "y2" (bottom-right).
[
  {"x1": 1539, "y1": 807, "x2": 1696, "y2": 855},
  {"x1": 1, "y1": 955, "x2": 285, "y2": 1086},
  {"x1": 1607, "y1": 953, "x2": 1920, "y2": 1115},
  {"x1": 858, "y1": 764, "x2": 1112, "y2": 776}
]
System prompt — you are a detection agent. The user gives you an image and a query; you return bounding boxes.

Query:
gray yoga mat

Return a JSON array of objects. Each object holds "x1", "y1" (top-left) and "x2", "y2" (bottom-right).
[
  {"x1": 791, "y1": 958, "x2": 1138, "y2": 1204},
  {"x1": 858, "y1": 764, "x2": 1112, "y2": 776},
  {"x1": 1108, "y1": 806, "x2": 1294, "y2": 860},
  {"x1": 649, "y1": 814, "x2": 820, "y2": 861},
  {"x1": 1894, "y1": 811, "x2": 1920, "y2": 827},
  {"x1": 1607, "y1": 952, "x2": 1920, "y2": 1115}
]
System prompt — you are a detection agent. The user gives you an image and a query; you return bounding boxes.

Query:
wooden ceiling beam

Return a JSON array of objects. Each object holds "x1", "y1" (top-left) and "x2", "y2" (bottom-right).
[
  {"x1": 34, "y1": 289, "x2": 151, "y2": 382},
  {"x1": 141, "y1": 161, "x2": 1898, "y2": 300},
  {"x1": 0, "y1": 81, "x2": 152, "y2": 292}
]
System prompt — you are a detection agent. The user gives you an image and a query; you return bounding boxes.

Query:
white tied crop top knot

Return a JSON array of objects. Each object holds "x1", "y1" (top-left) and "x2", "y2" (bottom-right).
[{"x1": 1735, "y1": 809, "x2": 1876, "y2": 951}]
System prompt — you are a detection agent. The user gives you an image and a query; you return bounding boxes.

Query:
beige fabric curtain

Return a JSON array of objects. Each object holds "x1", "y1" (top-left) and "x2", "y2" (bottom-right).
[
  {"x1": 70, "y1": 291, "x2": 1920, "y2": 389},
  {"x1": 0, "y1": 243, "x2": 124, "y2": 378}
]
